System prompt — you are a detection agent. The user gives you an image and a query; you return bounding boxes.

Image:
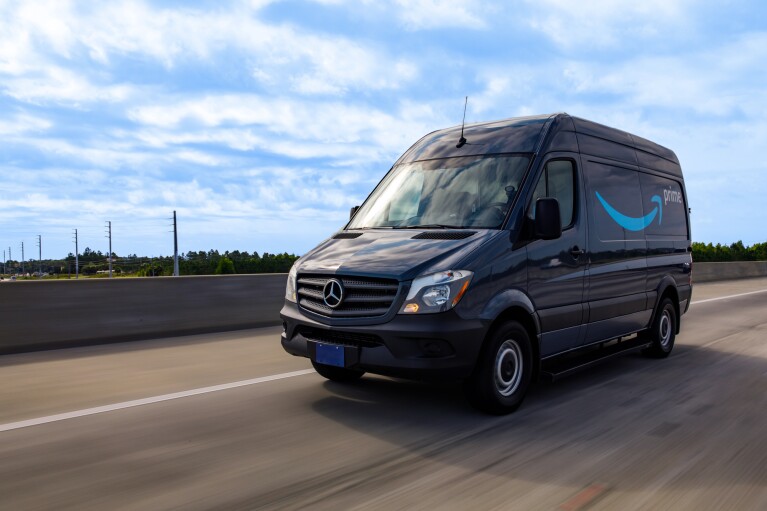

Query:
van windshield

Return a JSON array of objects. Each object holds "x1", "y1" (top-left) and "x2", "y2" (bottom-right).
[{"x1": 348, "y1": 155, "x2": 531, "y2": 229}]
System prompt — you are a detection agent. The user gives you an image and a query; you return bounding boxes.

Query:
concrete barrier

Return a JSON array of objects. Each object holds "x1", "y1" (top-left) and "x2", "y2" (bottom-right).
[
  {"x1": 694, "y1": 262, "x2": 767, "y2": 283},
  {"x1": 1, "y1": 263, "x2": 765, "y2": 354},
  {"x1": 0, "y1": 274, "x2": 287, "y2": 354}
]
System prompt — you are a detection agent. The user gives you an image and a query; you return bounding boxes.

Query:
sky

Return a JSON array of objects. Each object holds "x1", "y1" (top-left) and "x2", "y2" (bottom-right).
[{"x1": 1, "y1": 0, "x2": 766, "y2": 260}]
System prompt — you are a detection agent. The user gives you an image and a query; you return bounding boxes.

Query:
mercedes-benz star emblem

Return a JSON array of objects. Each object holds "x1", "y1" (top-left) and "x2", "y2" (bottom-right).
[{"x1": 323, "y1": 279, "x2": 344, "y2": 308}]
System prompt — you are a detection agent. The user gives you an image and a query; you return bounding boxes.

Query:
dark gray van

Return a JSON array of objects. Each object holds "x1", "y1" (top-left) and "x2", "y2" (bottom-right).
[{"x1": 280, "y1": 113, "x2": 692, "y2": 414}]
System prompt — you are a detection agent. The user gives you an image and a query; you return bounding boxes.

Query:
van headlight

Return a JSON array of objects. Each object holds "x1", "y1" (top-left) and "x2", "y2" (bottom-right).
[
  {"x1": 399, "y1": 270, "x2": 473, "y2": 314},
  {"x1": 285, "y1": 262, "x2": 299, "y2": 303}
]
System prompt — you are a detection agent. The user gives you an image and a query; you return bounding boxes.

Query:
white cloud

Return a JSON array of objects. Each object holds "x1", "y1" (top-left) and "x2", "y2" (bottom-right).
[
  {"x1": 560, "y1": 32, "x2": 767, "y2": 117},
  {"x1": 0, "y1": 0, "x2": 417, "y2": 102},
  {"x1": 524, "y1": 0, "x2": 694, "y2": 49},
  {"x1": 392, "y1": 0, "x2": 488, "y2": 30},
  {"x1": 128, "y1": 94, "x2": 439, "y2": 159},
  {"x1": 7, "y1": 137, "x2": 155, "y2": 169},
  {"x1": 0, "y1": 112, "x2": 51, "y2": 135},
  {"x1": 304, "y1": 0, "x2": 490, "y2": 30},
  {"x1": 2, "y1": 66, "x2": 136, "y2": 106}
]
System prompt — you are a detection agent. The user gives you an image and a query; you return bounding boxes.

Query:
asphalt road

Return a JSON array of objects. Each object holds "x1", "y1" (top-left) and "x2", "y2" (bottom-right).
[{"x1": 1, "y1": 278, "x2": 766, "y2": 510}]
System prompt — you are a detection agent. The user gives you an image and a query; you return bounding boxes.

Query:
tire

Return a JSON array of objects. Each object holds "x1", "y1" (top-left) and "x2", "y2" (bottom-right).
[
  {"x1": 643, "y1": 297, "x2": 677, "y2": 358},
  {"x1": 464, "y1": 321, "x2": 533, "y2": 415},
  {"x1": 311, "y1": 360, "x2": 365, "y2": 382}
]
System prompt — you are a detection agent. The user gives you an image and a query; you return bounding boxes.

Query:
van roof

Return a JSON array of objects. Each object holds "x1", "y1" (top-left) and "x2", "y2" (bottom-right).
[{"x1": 395, "y1": 113, "x2": 681, "y2": 177}]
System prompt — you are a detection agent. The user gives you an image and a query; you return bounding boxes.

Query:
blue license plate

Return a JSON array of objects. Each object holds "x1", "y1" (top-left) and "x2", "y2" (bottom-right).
[{"x1": 315, "y1": 343, "x2": 344, "y2": 367}]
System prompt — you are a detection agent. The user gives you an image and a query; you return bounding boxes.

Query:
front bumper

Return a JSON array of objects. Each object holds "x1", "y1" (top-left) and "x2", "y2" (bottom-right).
[{"x1": 280, "y1": 301, "x2": 488, "y2": 380}]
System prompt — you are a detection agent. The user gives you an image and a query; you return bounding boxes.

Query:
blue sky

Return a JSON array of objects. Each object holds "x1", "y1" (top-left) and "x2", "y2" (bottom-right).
[{"x1": 1, "y1": 0, "x2": 766, "y2": 259}]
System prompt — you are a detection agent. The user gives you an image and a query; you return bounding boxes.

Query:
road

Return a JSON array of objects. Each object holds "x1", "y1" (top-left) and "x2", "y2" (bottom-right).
[{"x1": 1, "y1": 278, "x2": 766, "y2": 510}]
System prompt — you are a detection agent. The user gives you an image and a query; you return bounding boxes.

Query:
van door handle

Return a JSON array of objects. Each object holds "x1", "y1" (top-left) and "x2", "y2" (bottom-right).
[{"x1": 570, "y1": 246, "x2": 585, "y2": 258}]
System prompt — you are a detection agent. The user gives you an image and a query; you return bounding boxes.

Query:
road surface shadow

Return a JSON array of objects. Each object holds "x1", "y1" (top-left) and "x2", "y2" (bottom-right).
[{"x1": 310, "y1": 343, "x2": 767, "y2": 490}]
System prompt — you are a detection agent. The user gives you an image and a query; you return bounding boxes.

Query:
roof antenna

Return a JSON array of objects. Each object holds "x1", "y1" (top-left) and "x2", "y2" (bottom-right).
[{"x1": 456, "y1": 96, "x2": 468, "y2": 148}]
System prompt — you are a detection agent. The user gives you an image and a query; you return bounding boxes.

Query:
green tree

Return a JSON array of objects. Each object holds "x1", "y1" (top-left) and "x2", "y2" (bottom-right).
[{"x1": 215, "y1": 257, "x2": 236, "y2": 274}]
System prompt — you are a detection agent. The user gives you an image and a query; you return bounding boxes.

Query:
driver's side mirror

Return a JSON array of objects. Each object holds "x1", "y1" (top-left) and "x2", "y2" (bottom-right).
[
  {"x1": 533, "y1": 198, "x2": 562, "y2": 240},
  {"x1": 349, "y1": 205, "x2": 360, "y2": 220}
]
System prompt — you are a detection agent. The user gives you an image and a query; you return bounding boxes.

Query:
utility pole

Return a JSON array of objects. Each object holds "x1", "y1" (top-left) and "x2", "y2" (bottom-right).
[
  {"x1": 3, "y1": 249, "x2": 5, "y2": 275},
  {"x1": 8, "y1": 247, "x2": 11, "y2": 275},
  {"x1": 73, "y1": 229, "x2": 79, "y2": 279},
  {"x1": 37, "y1": 235, "x2": 42, "y2": 277},
  {"x1": 20, "y1": 241, "x2": 24, "y2": 275},
  {"x1": 106, "y1": 221, "x2": 113, "y2": 278},
  {"x1": 173, "y1": 210, "x2": 180, "y2": 277}
]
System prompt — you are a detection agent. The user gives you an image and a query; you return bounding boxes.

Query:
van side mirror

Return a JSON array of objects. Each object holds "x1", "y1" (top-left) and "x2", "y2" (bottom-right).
[
  {"x1": 350, "y1": 205, "x2": 360, "y2": 220},
  {"x1": 534, "y1": 198, "x2": 562, "y2": 240}
]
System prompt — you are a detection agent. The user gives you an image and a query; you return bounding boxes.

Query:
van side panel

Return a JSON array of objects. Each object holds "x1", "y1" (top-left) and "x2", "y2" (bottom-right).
[
  {"x1": 570, "y1": 116, "x2": 691, "y2": 346},
  {"x1": 639, "y1": 168, "x2": 692, "y2": 313},
  {"x1": 581, "y1": 155, "x2": 649, "y2": 343}
]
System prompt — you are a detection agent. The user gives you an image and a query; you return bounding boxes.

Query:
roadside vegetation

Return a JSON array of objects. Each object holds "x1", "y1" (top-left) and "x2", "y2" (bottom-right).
[
  {"x1": 2, "y1": 241, "x2": 764, "y2": 280},
  {"x1": 1, "y1": 248, "x2": 299, "y2": 279},
  {"x1": 691, "y1": 241, "x2": 767, "y2": 262}
]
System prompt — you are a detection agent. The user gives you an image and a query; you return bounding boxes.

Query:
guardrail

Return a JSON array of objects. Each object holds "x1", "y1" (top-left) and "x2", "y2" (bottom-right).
[
  {"x1": 1, "y1": 262, "x2": 765, "y2": 354},
  {"x1": 0, "y1": 274, "x2": 287, "y2": 354},
  {"x1": 693, "y1": 261, "x2": 767, "y2": 283}
]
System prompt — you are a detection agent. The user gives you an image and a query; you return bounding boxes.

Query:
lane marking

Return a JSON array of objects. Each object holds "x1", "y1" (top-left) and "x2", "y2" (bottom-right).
[
  {"x1": 0, "y1": 369, "x2": 314, "y2": 433},
  {"x1": 691, "y1": 288, "x2": 767, "y2": 305}
]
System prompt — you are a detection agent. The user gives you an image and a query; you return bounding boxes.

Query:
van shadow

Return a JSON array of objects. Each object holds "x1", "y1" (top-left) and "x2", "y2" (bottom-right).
[{"x1": 310, "y1": 343, "x2": 767, "y2": 491}]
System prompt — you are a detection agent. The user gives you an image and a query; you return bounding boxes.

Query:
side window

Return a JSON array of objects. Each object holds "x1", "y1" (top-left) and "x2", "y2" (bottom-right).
[{"x1": 528, "y1": 160, "x2": 576, "y2": 228}]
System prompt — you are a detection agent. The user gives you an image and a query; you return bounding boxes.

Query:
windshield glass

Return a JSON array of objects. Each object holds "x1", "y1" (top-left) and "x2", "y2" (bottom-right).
[{"x1": 348, "y1": 154, "x2": 531, "y2": 229}]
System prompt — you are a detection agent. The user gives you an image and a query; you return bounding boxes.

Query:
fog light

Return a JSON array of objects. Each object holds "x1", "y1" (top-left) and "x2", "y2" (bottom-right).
[{"x1": 403, "y1": 303, "x2": 419, "y2": 313}]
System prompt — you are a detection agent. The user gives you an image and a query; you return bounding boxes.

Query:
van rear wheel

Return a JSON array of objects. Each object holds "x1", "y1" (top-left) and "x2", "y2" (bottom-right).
[
  {"x1": 643, "y1": 297, "x2": 676, "y2": 358},
  {"x1": 311, "y1": 361, "x2": 365, "y2": 382},
  {"x1": 464, "y1": 321, "x2": 533, "y2": 415}
]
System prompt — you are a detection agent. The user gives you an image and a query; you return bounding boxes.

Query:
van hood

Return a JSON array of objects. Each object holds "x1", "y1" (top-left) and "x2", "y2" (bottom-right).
[{"x1": 297, "y1": 229, "x2": 500, "y2": 281}]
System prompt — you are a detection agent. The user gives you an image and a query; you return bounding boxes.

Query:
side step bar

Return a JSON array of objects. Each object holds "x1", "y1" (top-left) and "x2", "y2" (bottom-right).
[{"x1": 541, "y1": 336, "x2": 651, "y2": 382}]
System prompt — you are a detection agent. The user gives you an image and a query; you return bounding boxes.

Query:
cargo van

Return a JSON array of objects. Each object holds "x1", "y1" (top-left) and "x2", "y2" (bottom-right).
[{"x1": 280, "y1": 113, "x2": 692, "y2": 414}]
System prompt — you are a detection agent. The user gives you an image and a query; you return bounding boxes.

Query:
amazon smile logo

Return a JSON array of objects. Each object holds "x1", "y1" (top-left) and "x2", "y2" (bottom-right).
[{"x1": 595, "y1": 191, "x2": 662, "y2": 231}]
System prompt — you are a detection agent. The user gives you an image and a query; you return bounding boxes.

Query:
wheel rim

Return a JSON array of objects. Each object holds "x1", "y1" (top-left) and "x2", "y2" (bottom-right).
[
  {"x1": 659, "y1": 310, "x2": 672, "y2": 348},
  {"x1": 494, "y1": 339, "x2": 523, "y2": 397}
]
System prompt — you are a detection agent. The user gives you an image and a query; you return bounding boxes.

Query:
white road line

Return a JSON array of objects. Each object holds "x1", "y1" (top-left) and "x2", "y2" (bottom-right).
[
  {"x1": 0, "y1": 369, "x2": 315, "y2": 433},
  {"x1": 691, "y1": 288, "x2": 767, "y2": 305}
]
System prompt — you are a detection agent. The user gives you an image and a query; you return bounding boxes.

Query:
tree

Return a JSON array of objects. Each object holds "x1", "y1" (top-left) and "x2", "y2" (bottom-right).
[{"x1": 215, "y1": 257, "x2": 236, "y2": 274}]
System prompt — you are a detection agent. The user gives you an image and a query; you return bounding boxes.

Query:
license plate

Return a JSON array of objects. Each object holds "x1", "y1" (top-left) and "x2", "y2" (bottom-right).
[{"x1": 315, "y1": 343, "x2": 345, "y2": 367}]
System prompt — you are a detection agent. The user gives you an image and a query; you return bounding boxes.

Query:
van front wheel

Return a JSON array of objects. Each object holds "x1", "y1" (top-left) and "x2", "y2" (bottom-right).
[{"x1": 464, "y1": 321, "x2": 533, "y2": 414}]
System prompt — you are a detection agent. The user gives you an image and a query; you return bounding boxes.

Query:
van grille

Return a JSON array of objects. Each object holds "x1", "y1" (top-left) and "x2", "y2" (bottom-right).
[{"x1": 296, "y1": 274, "x2": 400, "y2": 318}]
